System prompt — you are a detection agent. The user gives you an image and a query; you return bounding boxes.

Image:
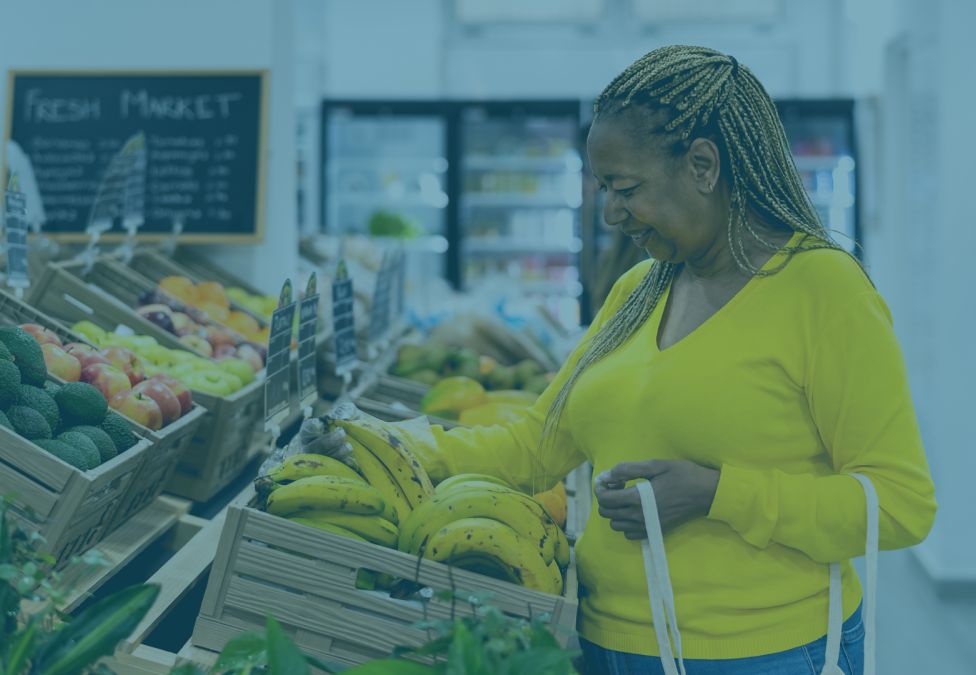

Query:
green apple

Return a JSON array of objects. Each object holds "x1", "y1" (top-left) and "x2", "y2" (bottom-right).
[
  {"x1": 142, "y1": 362, "x2": 166, "y2": 379},
  {"x1": 183, "y1": 370, "x2": 235, "y2": 396},
  {"x1": 138, "y1": 344, "x2": 177, "y2": 367},
  {"x1": 168, "y1": 361, "x2": 212, "y2": 379},
  {"x1": 167, "y1": 350, "x2": 198, "y2": 365},
  {"x1": 126, "y1": 335, "x2": 159, "y2": 350},
  {"x1": 217, "y1": 358, "x2": 255, "y2": 386},
  {"x1": 72, "y1": 320, "x2": 107, "y2": 346}
]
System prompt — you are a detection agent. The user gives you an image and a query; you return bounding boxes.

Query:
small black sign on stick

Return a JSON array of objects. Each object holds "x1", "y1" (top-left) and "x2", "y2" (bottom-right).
[
  {"x1": 4, "y1": 175, "x2": 30, "y2": 294},
  {"x1": 264, "y1": 279, "x2": 296, "y2": 436},
  {"x1": 298, "y1": 273, "x2": 320, "y2": 414},
  {"x1": 331, "y1": 260, "x2": 357, "y2": 384}
]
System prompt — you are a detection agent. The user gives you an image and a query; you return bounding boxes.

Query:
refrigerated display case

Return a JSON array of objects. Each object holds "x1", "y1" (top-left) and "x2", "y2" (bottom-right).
[
  {"x1": 776, "y1": 99, "x2": 860, "y2": 256},
  {"x1": 320, "y1": 100, "x2": 584, "y2": 329}
]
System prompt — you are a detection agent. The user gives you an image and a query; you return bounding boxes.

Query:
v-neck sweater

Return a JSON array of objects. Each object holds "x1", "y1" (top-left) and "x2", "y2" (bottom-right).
[{"x1": 417, "y1": 233, "x2": 936, "y2": 659}]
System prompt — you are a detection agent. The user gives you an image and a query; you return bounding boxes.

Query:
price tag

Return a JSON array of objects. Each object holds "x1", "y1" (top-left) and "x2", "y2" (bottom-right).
[
  {"x1": 332, "y1": 260, "x2": 357, "y2": 378},
  {"x1": 264, "y1": 279, "x2": 296, "y2": 433},
  {"x1": 3, "y1": 175, "x2": 30, "y2": 292},
  {"x1": 368, "y1": 251, "x2": 393, "y2": 345},
  {"x1": 297, "y1": 272, "x2": 320, "y2": 412}
]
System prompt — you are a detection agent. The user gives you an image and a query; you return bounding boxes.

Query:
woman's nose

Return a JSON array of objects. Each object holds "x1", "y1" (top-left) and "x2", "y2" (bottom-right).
[{"x1": 603, "y1": 192, "x2": 628, "y2": 227}]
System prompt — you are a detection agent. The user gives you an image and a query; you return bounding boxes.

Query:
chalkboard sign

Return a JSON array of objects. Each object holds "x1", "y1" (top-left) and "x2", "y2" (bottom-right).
[
  {"x1": 332, "y1": 261, "x2": 357, "y2": 377},
  {"x1": 3, "y1": 176, "x2": 29, "y2": 289},
  {"x1": 264, "y1": 280, "x2": 296, "y2": 432},
  {"x1": 3, "y1": 70, "x2": 267, "y2": 242},
  {"x1": 368, "y1": 252, "x2": 394, "y2": 344},
  {"x1": 297, "y1": 273, "x2": 319, "y2": 409}
]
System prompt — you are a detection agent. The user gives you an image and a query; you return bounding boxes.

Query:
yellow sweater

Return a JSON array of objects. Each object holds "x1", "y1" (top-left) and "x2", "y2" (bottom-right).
[{"x1": 416, "y1": 232, "x2": 936, "y2": 659}]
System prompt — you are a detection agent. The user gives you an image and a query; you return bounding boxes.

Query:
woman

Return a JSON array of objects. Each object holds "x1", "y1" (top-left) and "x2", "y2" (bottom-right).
[{"x1": 305, "y1": 45, "x2": 936, "y2": 674}]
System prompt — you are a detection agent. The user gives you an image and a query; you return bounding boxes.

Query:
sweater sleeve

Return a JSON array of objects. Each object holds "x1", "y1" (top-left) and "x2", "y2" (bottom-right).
[
  {"x1": 413, "y1": 261, "x2": 651, "y2": 494},
  {"x1": 707, "y1": 290, "x2": 937, "y2": 563}
]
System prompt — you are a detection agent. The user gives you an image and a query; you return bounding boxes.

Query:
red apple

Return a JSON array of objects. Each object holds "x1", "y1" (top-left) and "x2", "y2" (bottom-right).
[
  {"x1": 213, "y1": 344, "x2": 237, "y2": 360},
  {"x1": 149, "y1": 373, "x2": 193, "y2": 415},
  {"x1": 19, "y1": 323, "x2": 62, "y2": 347},
  {"x1": 110, "y1": 390, "x2": 162, "y2": 431},
  {"x1": 171, "y1": 312, "x2": 197, "y2": 337},
  {"x1": 41, "y1": 343, "x2": 81, "y2": 381},
  {"x1": 179, "y1": 334, "x2": 213, "y2": 357},
  {"x1": 136, "y1": 304, "x2": 176, "y2": 334},
  {"x1": 81, "y1": 363, "x2": 132, "y2": 400},
  {"x1": 99, "y1": 346, "x2": 146, "y2": 386},
  {"x1": 204, "y1": 326, "x2": 236, "y2": 353},
  {"x1": 235, "y1": 343, "x2": 265, "y2": 372},
  {"x1": 64, "y1": 342, "x2": 110, "y2": 370},
  {"x1": 133, "y1": 380, "x2": 181, "y2": 425}
]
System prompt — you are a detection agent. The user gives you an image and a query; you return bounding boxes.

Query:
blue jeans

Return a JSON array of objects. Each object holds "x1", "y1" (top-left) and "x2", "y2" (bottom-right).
[{"x1": 580, "y1": 604, "x2": 864, "y2": 675}]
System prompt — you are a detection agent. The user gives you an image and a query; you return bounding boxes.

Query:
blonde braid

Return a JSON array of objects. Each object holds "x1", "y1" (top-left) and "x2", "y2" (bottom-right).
[{"x1": 540, "y1": 45, "x2": 859, "y2": 466}]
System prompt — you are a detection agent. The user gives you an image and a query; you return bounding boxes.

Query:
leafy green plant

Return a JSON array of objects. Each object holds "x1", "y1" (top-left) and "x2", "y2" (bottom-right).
[{"x1": 0, "y1": 498, "x2": 159, "y2": 674}]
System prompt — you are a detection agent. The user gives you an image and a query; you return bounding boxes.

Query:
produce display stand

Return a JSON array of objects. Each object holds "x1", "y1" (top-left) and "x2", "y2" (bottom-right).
[
  {"x1": 0, "y1": 289, "x2": 208, "y2": 532},
  {"x1": 28, "y1": 259, "x2": 267, "y2": 502},
  {"x1": 0, "y1": 421, "x2": 155, "y2": 566},
  {"x1": 190, "y1": 487, "x2": 578, "y2": 667}
]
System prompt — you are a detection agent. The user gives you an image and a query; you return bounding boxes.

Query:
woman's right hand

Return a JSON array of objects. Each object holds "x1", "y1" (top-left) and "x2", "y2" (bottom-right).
[{"x1": 296, "y1": 416, "x2": 354, "y2": 462}]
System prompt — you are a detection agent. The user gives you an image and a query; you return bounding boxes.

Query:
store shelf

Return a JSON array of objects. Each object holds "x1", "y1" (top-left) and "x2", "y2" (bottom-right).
[
  {"x1": 465, "y1": 238, "x2": 582, "y2": 255},
  {"x1": 333, "y1": 193, "x2": 449, "y2": 208},
  {"x1": 463, "y1": 156, "x2": 583, "y2": 172},
  {"x1": 463, "y1": 193, "x2": 581, "y2": 208},
  {"x1": 330, "y1": 157, "x2": 448, "y2": 171}
]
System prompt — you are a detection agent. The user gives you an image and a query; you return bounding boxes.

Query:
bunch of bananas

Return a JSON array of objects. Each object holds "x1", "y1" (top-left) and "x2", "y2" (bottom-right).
[
  {"x1": 259, "y1": 412, "x2": 434, "y2": 548},
  {"x1": 399, "y1": 473, "x2": 569, "y2": 595}
]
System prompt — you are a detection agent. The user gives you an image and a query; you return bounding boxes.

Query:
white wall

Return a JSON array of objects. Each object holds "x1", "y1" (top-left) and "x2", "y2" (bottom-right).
[{"x1": 0, "y1": 0, "x2": 298, "y2": 295}]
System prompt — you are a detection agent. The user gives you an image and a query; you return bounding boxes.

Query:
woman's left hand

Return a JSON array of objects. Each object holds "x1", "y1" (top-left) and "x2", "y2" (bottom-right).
[{"x1": 595, "y1": 460, "x2": 721, "y2": 539}]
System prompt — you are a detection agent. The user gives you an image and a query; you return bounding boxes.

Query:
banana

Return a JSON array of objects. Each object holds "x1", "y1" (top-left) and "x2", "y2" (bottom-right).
[
  {"x1": 399, "y1": 489, "x2": 555, "y2": 565},
  {"x1": 548, "y1": 519, "x2": 571, "y2": 569},
  {"x1": 347, "y1": 436, "x2": 412, "y2": 525},
  {"x1": 288, "y1": 517, "x2": 367, "y2": 542},
  {"x1": 330, "y1": 415, "x2": 434, "y2": 507},
  {"x1": 546, "y1": 559, "x2": 564, "y2": 596},
  {"x1": 446, "y1": 553, "x2": 520, "y2": 584},
  {"x1": 264, "y1": 453, "x2": 364, "y2": 484},
  {"x1": 434, "y1": 473, "x2": 513, "y2": 495},
  {"x1": 424, "y1": 517, "x2": 557, "y2": 594},
  {"x1": 297, "y1": 510, "x2": 399, "y2": 548},
  {"x1": 266, "y1": 475, "x2": 386, "y2": 518}
]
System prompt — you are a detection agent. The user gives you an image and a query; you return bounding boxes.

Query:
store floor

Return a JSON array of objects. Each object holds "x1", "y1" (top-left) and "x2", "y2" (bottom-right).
[{"x1": 870, "y1": 549, "x2": 976, "y2": 674}]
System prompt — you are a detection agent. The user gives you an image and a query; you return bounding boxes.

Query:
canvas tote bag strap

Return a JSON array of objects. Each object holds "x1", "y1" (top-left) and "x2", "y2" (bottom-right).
[
  {"x1": 636, "y1": 479, "x2": 687, "y2": 675},
  {"x1": 821, "y1": 473, "x2": 879, "y2": 675}
]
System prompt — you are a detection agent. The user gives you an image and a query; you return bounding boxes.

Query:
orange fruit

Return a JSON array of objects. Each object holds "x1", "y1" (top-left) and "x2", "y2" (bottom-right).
[
  {"x1": 159, "y1": 276, "x2": 197, "y2": 305},
  {"x1": 227, "y1": 311, "x2": 260, "y2": 335},
  {"x1": 198, "y1": 302, "x2": 230, "y2": 323},
  {"x1": 197, "y1": 281, "x2": 229, "y2": 308}
]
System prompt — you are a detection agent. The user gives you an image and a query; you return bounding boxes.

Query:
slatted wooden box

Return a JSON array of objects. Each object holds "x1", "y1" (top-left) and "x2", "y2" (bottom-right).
[
  {"x1": 0, "y1": 289, "x2": 207, "y2": 531},
  {"x1": 191, "y1": 489, "x2": 578, "y2": 667},
  {"x1": 0, "y1": 420, "x2": 155, "y2": 566},
  {"x1": 27, "y1": 261, "x2": 266, "y2": 502}
]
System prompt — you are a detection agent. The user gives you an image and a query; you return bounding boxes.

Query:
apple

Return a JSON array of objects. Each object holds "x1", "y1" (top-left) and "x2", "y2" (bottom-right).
[
  {"x1": 149, "y1": 373, "x2": 193, "y2": 415},
  {"x1": 171, "y1": 312, "x2": 197, "y2": 337},
  {"x1": 71, "y1": 321, "x2": 107, "y2": 346},
  {"x1": 217, "y1": 358, "x2": 255, "y2": 386},
  {"x1": 183, "y1": 370, "x2": 240, "y2": 396},
  {"x1": 82, "y1": 363, "x2": 132, "y2": 400},
  {"x1": 136, "y1": 304, "x2": 176, "y2": 334},
  {"x1": 41, "y1": 343, "x2": 81, "y2": 381},
  {"x1": 133, "y1": 380, "x2": 181, "y2": 425},
  {"x1": 20, "y1": 323, "x2": 62, "y2": 347},
  {"x1": 110, "y1": 389, "x2": 162, "y2": 431},
  {"x1": 179, "y1": 334, "x2": 213, "y2": 357},
  {"x1": 136, "y1": 344, "x2": 177, "y2": 368},
  {"x1": 235, "y1": 343, "x2": 265, "y2": 372},
  {"x1": 167, "y1": 349, "x2": 198, "y2": 365},
  {"x1": 204, "y1": 326, "x2": 236, "y2": 353},
  {"x1": 64, "y1": 343, "x2": 110, "y2": 370},
  {"x1": 213, "y1": 344, "x2": 237, "y2": 360},
  {"x1": 99, "y1": 347, "x2": 146, "y2": 386}
]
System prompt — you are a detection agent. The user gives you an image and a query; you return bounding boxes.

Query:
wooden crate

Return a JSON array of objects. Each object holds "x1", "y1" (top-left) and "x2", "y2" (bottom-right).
[
  {"x1": 0, "y1": 422, "x2": 155, "y2": 566},
  {"x1": 27, "y1": 261, "x2": 267, "y2": 502},
  {"x1": 191, "y1": 489, "x2": 578, "y2": 667}
]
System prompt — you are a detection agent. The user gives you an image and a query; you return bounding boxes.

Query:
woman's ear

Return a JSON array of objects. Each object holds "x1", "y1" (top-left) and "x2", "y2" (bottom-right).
[{"x1": 687, "y1": 137, "x2": 721, "y2": 194}]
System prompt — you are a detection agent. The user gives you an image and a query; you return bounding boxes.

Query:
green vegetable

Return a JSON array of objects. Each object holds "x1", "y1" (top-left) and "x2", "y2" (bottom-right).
[
  {"x1": 0, "y1": 359, "x2": 21, "y2": 409},
  {"x1": 0, "y1": 326, "x2": 47, "y2": 386},
  {"x1": 16, "y1": 384, "x2": 60, "y2": 433},
  {"x1": 6, "y1": 405, "x2": 52, "y2": 441},
  {"x1": 56, "y1": 431, "x2": 102, "y2": 470},
  {"x1": 64, "y1": 425, "x2": 117, "y2": 463},
  {"x1": 99, "y1": 410, "x2": 138, "y2": 453},
  {"x1": 54, "y1": 382, "x2": 108, "y2": 427},
  {"x1": 34, "y1": 439, "x2": 90, "y2": 470}
]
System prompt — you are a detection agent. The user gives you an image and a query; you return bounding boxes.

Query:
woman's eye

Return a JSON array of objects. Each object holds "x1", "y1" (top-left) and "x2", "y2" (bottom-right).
[{"x1": 615, "y1": 186, "x2": 637, "y2": 197}]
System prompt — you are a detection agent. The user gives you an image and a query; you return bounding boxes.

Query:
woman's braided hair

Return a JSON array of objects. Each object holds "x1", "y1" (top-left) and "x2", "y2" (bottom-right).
[{"x1": 539, "y1": 45, "x2": 855, "y2": 464}]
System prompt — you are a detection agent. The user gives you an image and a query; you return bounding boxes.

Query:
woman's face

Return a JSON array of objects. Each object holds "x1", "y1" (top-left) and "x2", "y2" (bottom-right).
[{"x1": 586, "y1": 110, "x2": 724, "y2": 265}]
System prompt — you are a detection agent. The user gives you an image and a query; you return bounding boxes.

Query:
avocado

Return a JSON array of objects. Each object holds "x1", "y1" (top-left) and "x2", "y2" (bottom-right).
[
  {"x1": 43, "y1": 380, "x2": 63, "y2": 397},
  {"x1": 100, "y1": 410, "x2": 137, "y2": 453},
  {"x1": 0, "y1": 326, "x2": 47, "y2": 387},
  {"x1": 65, "y1": 425, "x2": 117, "y2": 463},
  {"x1": 0, "y1": 360, "x2": 21, "y2": 409},
  {"x1": 34, "y1": 439, "x2": 92, "y2": 471},
  {"x1": 0, "y1": 410, "x2": 11, "y2": 430},
  {"x1": 6, "y1": 405, "x2": 52, "y2": 440},
  {"x1": 55, "y1": 382, "x2": 108, "y2": 427},
  {"x1": 17, "y1": 385, "x2": 60, "y2": 433},
  {"x1": 57, "y1": 431, "x2": 102, "y2": 469},
  {"x1": 0, "y1": 341, "x2": 12, "y2": 362}
]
